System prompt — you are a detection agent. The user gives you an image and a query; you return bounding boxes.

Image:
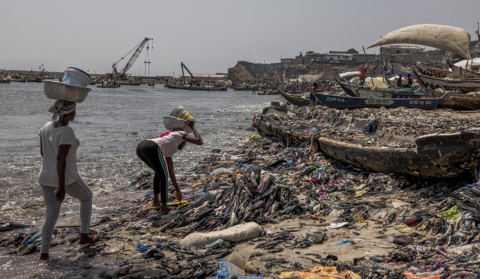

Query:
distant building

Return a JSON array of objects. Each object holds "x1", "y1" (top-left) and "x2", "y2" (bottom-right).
[
  {"x1": 280, "y1": 58, "x2": 296, "y2": 65},
  {"x1": 304, "y1": 53, "x2": 325, "y2": 64},
  {"x1": 295, "y1": 56, "x2": 304, "y2": 64},
  {"x1": 325, "y1": 53, "x2": 353, "y2": 61},
  {"x1": 353, "y1": 54, "x2": 376, "y2": 63},
  {"x1": 381, "y1": 45, "x2": 424, "y2": 55}
]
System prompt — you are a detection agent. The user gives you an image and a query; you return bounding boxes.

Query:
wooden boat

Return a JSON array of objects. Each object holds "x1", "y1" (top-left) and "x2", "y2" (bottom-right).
[
  {"x1": 148, "y1": 82, "x2": 155, "y2": 86},
  {"x1": 26, "y1": 77, "x2": 42, "y2": 82},
  {"x1": 282, "y1": 89, "x2": 308, "y2": 95},
  {"x1": 233, "y1": 86, "x2": 267, "y2": 91},
  {"x1": 337, "y1": 79, "x2": 364, "y2": 97},
  {"x1": 446, "y1": 60, "x2": 480, "y2": 79},
  {"x1": 0, "y1": 79, "x2": 11, "y2": 83},
  {"x1": 278, "y1": 89, "x2": 310, "y2": 106},
  {"x1": 165, "y1": 83, "x2": 227, "y2": 91},
  {"x1": 413, "y1": 61, "x2": 451, "y2": 77},
  {"x1": 427, "y1": 88, "x2": 474, "y2": 110},
  {"x1": 10, "y1": 79, "x2": 26, "y2": 82},
  {"x1": 414, "y1": 60, "x2": 480, "y2": 79},
  {"x1": 97, "y1": 84, "x2": 120, "y2": 88},
  {"x1": 450, "y1": 94, "x2": 480, "y2": 110},
  {"x1": 415, "y1": 72, "x2": 480, "y2": 93},
  {"x1": 253, "y1": 113, "x2": 480, "y2": 178},
  {"x1": 117, "y1": 80, "x2": 141, "y2": 86},
  {"x1": 314, "y1": 92, "x2": 445, "y2": 110},
  {"x1": 338, "y1": 80, "x2": 425, "y2": 99}
]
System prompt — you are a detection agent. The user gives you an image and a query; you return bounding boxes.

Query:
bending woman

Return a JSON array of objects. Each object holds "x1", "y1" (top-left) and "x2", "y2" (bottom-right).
[
  {"x1": 38, "y1": 101, "x2": 97, "y2": 260},
  {"x1": 136, "y1": 120, "x2": 202, "y2": 214}
]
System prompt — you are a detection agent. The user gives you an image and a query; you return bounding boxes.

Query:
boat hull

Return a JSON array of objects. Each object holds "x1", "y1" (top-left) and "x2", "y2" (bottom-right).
[
  {"x1": 314, "y1": 93, "x2": 444, "y2": 110},
  {"x1": 253, "y1": 114, "x2": 480, "y2": 178},
  {"x1": 416, "y1": 73, "x2": 480, "y2": 93},
  {"x1": 278, "y1": 89, "x2": 310, "y2": 106},
  {"x1": 165, "y1": 83, "x2": 227, "y2": 91}
]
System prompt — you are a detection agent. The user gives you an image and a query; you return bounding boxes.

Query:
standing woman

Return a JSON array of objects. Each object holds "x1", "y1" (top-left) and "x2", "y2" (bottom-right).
[
  {"x1": 136, "y1": 120, "x2": 202, "y2": 214},
  {"x1": 38, "y1": 100, "x2": 97, "y2": 260}
]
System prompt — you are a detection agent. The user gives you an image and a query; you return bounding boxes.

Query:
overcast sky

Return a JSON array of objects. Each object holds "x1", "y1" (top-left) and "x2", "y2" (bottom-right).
[{"x1": 1, "y1": 0, "x2": 479, "y2": 76}]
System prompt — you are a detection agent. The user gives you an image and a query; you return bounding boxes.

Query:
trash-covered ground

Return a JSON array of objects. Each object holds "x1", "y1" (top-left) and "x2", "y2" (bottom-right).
[
  {"x1": 272, "y1": 106, "x2": 480, "y2": 148},
  {"x1": 2, "y1": 105, "x2": 480, "y2": 279}
]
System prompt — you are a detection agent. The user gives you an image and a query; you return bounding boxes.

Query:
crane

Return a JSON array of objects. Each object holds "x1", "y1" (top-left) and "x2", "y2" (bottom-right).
[
  {"x1": 181, "y1": 62, "x2": 194, "y2": 84},
  {"x1": 113, "y1": 37, "x2": 153, "y2": 79}
]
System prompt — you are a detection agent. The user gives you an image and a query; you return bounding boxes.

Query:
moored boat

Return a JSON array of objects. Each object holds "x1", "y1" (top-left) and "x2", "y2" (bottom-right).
[
  {"x1": 338, "y1": 80, "x2": 426, "y2": 99},
  {"x1": 165, "y1": 83, "x2": 227, "y2": 91},
  {"x1": 97, "y1": 84, "x2": 121, "y2": 88},
  {"x1": 314, "y1": 92, "x2": 446, "y2": 110},
  {"x1": 415, "y1": 73, "x2": 480, "y2": 93},
  {"x1": 277, "y1": 89, "x2": 310, "y2": 106},
  {"x1": 117, "y1": 80, "x2": 141, "y2": 86}
]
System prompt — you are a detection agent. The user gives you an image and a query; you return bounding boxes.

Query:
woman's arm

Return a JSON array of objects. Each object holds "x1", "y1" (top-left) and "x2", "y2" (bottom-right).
[
  {"x1": 182, "y1": 120, "x2": 203, "y2": 146},
  {"x1": 165, "y1": 157, "x2": 182, "y2": 201},
  {"x1": 40, "y1": 138, "x2": 43, "y2": 157},
  {"x1": 56, "y1": 145, "x2": 71, "y2": 203}
]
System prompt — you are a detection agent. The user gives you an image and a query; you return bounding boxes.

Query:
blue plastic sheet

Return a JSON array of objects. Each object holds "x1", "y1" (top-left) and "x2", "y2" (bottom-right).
[
  {"x1": 214, "y1": 260, "x2": 263, "y2": 279},
  {"x1": 136, "y1": 243, "x2": 161, "y2": 252},
  {"x1": 336, "y1": 240, "x2": 352, "y2": 245}
]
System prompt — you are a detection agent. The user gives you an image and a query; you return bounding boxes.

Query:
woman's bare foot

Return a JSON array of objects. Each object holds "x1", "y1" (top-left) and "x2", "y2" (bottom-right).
[
  {"x1": 39, "y1": 253, "x2": 49, "y2": 260},
  {"x1": 160, "y1": 204, "x2": 174, "y2": 215},
  {"x1": 78, "y1": 233, "x2": 100, "y2": 245}
]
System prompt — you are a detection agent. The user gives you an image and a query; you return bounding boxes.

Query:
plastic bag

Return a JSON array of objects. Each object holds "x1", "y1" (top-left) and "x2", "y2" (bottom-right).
[
  {"x1": 180, "y1": 222, "x2": 263, "y2": 247},
  {"x1": 210, "y1": 168, "x2": 234, "y2": 177}
]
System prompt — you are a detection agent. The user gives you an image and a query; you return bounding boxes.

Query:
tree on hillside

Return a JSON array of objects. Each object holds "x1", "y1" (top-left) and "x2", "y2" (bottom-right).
[
  {"x1": 298, "y1": 52, "x2": 303, "y2": 57},
  {"x1": 347, "y1": 48, "x2": 359, "y2": 54},
  {"x1": 305, "y1": 51, "x2": 315, "y2": 55}
]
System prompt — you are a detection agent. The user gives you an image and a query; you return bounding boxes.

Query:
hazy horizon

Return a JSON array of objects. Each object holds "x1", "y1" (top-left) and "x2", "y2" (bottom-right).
[{"x1": 1, "y1": 0, "x2": 479, "y2": 76}]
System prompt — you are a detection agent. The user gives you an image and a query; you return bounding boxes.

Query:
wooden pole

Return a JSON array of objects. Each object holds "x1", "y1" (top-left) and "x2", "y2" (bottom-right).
[
  {"x1": 380, "y1": 46, "x2": 385, "y2": 80},
  {"x1": 363, "y1": 46, "x2": 374, "y2": 87}
]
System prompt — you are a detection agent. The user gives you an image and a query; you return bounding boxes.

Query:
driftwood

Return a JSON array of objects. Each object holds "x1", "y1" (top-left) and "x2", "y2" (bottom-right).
[{"x1": 254, "y1": 114, "x2": 480, "y2": 178}]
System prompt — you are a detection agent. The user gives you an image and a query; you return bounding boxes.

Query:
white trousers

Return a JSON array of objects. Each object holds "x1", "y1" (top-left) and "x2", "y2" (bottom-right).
[{"x1": 40, "y1": 177, "x2": 92, "y2": 254}]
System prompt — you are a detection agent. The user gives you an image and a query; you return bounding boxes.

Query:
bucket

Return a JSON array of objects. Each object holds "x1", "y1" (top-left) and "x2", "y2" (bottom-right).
[
  {"x1": 170, "y1": 106, "x2": 194, "y2": 121},
  {"x1": 62, "y1": 67, "x2": 92, "y2": 87}
]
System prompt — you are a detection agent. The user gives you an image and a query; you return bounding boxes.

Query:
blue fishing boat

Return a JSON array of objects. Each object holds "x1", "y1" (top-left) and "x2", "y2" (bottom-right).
[
  {"x1": 314, "y1": 92, "x2": 446, "y2": 110},
  {"x1": 338, "y1": 80, "x2": 426, "y2": 99}
]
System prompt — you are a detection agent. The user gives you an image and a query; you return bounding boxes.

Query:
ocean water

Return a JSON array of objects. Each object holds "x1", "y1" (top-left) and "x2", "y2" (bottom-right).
[{"x1": 0, "y1": 82, "x2": 276, "y2": 278}]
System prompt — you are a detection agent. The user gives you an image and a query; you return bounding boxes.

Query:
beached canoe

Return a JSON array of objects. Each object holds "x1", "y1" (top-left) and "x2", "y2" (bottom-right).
[
  {"x1": 451, "y1": 95, "x2": 480, "y2": 110},
  {"x1": 314, "y1": 92, "x2": 445, "y2": 110},
  {"x1": 278, "y1": 89, "x2": 310, "y2": 106},
  {"x1": 415, "y1": 73, "x2": 480, "y2": 93},
  {"x1": 253, "y1": 113, "x2": 480, "y2": 178},
  {"x1": 165, "y1": 83, "x2": 227, "y2": 91},
  {"x1": 338, "y1": 80, "x2": 425, "y2": 99}
]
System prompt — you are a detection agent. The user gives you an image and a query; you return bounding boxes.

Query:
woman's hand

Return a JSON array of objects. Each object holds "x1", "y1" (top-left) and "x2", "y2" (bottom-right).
[
  {"x1": 184, "y1": 120, "x2": 195, "y2": 128},
  {"x1": 175, "y1": 189, "x2": 182, "y2": 202},
  {"x1": 55, "y1": 187, "x2": 66, "y2": 203}
]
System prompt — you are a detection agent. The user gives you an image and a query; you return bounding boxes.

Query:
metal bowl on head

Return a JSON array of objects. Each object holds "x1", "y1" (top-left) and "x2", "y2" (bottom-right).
[
  {"x1": 163, "y1": 116, "x2": 193, "y2": 133},
  {"x1": 43, "y1": 80, "x2": 92, "y2": 103}
]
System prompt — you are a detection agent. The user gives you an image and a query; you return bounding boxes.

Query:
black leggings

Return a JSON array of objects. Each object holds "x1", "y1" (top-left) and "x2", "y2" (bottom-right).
[{"x1": 136, "y1": 140, "x2": 169, "y2": 203}]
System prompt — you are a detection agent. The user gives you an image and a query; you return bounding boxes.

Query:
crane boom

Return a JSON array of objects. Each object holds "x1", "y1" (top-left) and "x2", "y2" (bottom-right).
[
  {"x1": 114, "y1": 37, "x2": 153, "y2": 78},
  {"x1": 181, "y1": 62, "x2": 194, "y2": 83}
]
